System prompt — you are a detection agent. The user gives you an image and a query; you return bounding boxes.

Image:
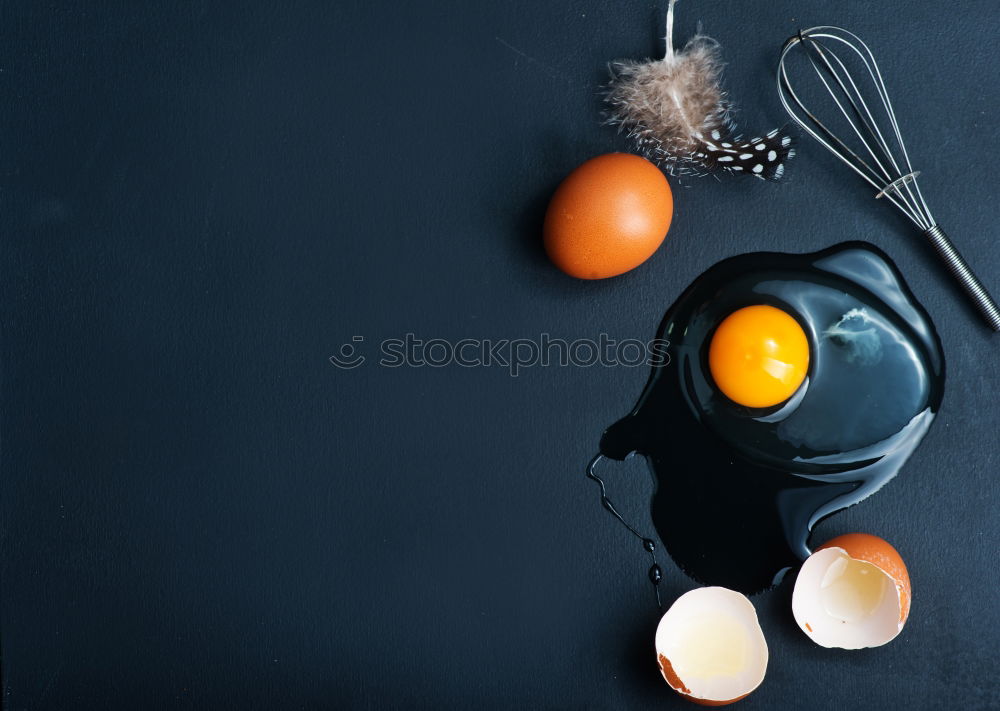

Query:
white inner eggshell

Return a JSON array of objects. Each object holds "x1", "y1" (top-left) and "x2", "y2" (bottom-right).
[
  {"x1": 792, "y1": 546, "x2": 903, "y2": 649},
  {"x1": 654, "y1": 587, "x2": 768, "y2": 702}
]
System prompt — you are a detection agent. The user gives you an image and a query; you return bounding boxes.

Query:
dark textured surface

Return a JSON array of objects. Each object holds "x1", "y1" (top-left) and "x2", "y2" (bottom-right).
[{"x1": 2, "y1": 2, "x2": 997, "y2": 709}]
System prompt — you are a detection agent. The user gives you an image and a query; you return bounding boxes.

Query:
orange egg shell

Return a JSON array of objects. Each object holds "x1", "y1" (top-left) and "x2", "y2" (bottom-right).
[
  {"x1": 818, "y1": 533, "x2": 911, "y2": 623},
  {"x1": 543, "y1": 153, "x2": 673, "y2": 279},
  {"x1": 654, "y1": 587, "x2": 767, "y2": 706}
]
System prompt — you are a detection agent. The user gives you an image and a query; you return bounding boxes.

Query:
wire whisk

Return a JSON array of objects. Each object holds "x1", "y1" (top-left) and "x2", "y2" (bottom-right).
[{"x1": 778, "y1": 26, "x2": 1000, "y2": 331}]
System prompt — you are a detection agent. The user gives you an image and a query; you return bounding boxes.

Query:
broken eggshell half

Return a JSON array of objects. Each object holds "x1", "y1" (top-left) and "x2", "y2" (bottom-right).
[
  {"x1": 792, "y1": 533, "x2": 911, "y2": 650},
  {"x1": 655, "y1": 587, "x2": 768, "y2": 705}
]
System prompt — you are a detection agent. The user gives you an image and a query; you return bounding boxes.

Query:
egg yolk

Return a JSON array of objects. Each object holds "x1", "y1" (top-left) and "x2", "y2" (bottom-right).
[{"x1": 709, "y1": 304, "x2": 809, "y2": 408}]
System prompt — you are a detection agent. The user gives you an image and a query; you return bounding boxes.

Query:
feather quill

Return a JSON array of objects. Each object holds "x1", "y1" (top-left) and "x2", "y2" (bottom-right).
[{"x1": 605, "y1": 0, "x2": 794, "y2": 180}]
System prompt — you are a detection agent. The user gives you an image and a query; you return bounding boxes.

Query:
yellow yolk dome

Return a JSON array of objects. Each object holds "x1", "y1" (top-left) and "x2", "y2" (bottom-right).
[{"x1": 708, "y1": 304, "x2": 810, "y2": 408}]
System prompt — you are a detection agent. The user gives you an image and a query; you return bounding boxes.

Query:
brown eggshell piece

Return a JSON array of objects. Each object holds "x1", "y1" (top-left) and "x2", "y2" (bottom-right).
[
  {"x1": 818, "y1": 533, "x2": 911, "y2": 623},
  {"x1": 654, "y1": 587, "x2": 768, "y2": 705},
  {"x1": 793, "y1": 532, "x2": 911, "y2": 649}
]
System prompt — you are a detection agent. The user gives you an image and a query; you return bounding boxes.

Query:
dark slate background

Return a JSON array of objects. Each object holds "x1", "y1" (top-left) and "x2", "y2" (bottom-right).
[{"x1": 2, "y1": 2, "x2": 997, "y2": 709}]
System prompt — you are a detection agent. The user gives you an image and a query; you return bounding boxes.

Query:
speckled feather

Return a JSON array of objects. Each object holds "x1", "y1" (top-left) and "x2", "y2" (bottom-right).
[{"x1": 605, "y1": 2, "x2": 794, "y2": 180}]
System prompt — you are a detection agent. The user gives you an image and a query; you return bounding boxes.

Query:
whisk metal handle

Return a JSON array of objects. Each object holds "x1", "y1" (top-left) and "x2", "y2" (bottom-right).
[{"x1": 923, "y1": 225, "x2": 1000, "y2": 331}]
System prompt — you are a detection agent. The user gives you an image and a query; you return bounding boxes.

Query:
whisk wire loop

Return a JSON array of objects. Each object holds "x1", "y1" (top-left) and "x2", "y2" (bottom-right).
[
  {"x1": 778, "y1": 26, "x2": 1000, "y2": 331},
  {"x1": 779, "y1": 28, "x2": 931, "y2": 230}
]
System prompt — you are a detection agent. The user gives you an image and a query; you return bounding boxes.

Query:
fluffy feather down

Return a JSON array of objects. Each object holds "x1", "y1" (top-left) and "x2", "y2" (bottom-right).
[{"x1": 607, "y1": 36, "x2": 730, "y2": 163}]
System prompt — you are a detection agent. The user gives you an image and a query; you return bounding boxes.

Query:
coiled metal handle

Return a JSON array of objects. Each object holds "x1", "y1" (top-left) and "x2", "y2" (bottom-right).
[{"x1": 923, "y1": 224, "x2": 1000, "y2": 331}]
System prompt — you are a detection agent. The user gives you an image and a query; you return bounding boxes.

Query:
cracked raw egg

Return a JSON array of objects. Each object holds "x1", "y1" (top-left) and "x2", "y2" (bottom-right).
[
  {"x1": 597, "y1": 242, "x2": 944, "y2": 594},
  {"x1": 792, "y1": 533, "x2": 911, "y2": 649},
  {"x1": 655, "y1": 587, "x2": 768, "y2": 705}
]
